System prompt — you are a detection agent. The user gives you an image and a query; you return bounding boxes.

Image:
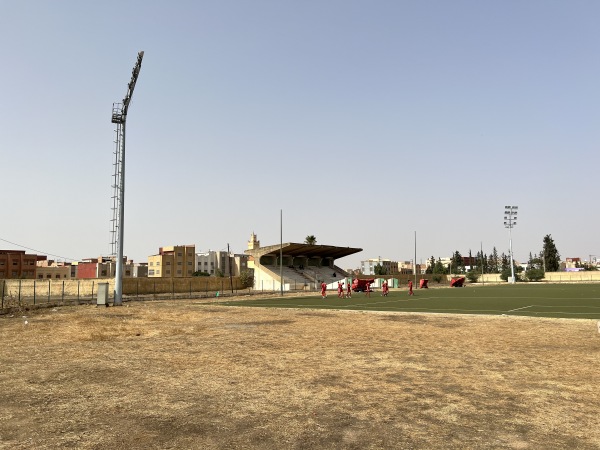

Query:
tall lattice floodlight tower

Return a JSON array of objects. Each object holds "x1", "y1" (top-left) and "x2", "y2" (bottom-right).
[
  {"x1": 110, "y1": 51, "x2": 144, "y2": 306},
  {"x1": 503, "y1": 205, "x2": 518, "y2": 284}
]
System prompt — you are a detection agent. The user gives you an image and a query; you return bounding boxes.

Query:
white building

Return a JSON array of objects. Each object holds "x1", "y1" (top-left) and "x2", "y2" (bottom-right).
[
  {"x1": 360, "y1": 258, "x2": 400, "y2": 275},
  {"x1": 196, "y1": 250, "x2": 249, "y2": 276}
]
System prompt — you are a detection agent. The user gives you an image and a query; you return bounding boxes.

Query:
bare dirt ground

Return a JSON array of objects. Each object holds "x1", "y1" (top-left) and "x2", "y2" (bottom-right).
[{"x1": 1, "y1": 297, "x2": 599, "y2": 449}]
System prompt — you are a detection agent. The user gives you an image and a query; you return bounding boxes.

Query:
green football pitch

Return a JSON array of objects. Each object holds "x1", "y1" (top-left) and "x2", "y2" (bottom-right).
[{"x1": 221, "y1": 284, "x2": 600, "y2": 319}]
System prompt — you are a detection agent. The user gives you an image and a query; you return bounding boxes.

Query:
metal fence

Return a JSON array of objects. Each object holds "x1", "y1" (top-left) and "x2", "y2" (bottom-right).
[
  {"x1": 0, "y1": 278, "x2": 321, "y2": 312},
  {"x1": 1, "y1": 279, "x2": 103, "y2": 310}
]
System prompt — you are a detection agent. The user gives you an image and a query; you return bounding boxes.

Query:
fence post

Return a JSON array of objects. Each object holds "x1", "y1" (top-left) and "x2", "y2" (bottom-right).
[
  {"x1": 1, "y1": 280, "x2": 4, "y2": 309},
  {"x1": 189, "y1": 281, "x2": 192, "y2": 298},
  {"x1": 33, "y1": 280, "x2": 36, "y2": 305},
  {"x1": 171, "y1": 280, "x2": 174, "y2": 299},
  {"x1": 137, "y1": 279, "x2": 139, "y2": 300},
  {"x1": 154, "y1": 281, "x2": 156, "y2": 299},
  {"x1": 18, "y1": 280, "x2": 21, "y2": 303},
  {"x1": 62, "y1": 281, "x2": 65, "y2": 304},
  {"x1": 48, "y1": 280, "x2": 51, "y2": 303},
  {"x1": 91, "y1": 281, "x2": 95, "y2": 300},
  {"x1": 77, "y1": 280, "x2": 80, "y2": 302}
]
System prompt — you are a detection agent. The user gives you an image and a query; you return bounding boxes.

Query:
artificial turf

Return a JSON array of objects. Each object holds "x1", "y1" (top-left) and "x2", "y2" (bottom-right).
[{"x1": 220, "y1": 283, "x2": 600, "y2": 319}]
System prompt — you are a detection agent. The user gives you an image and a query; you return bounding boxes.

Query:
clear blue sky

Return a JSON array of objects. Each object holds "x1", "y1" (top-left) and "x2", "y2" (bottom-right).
[{"x1": 2, "y1": 1, "x2": 599, "y2": 269}]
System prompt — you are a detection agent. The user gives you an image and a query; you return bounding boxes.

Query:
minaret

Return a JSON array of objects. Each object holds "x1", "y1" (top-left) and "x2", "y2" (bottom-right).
[{"x1": 248, "y1": 232, "x2": 260, "y2": 250}]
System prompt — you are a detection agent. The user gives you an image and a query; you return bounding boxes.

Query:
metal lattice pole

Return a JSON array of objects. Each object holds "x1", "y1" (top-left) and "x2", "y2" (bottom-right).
[{"x1": 111, "y1": 51, "x2": 144, "y2": 306}]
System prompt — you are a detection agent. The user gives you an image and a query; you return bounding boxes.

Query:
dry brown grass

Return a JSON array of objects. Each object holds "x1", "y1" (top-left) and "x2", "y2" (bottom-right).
[{"x1": 1, "y1": 299, "x2": 599, "y2": 449}]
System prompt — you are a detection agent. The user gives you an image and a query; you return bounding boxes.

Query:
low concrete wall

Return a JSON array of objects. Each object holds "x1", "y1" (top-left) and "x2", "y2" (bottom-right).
[
  {"x1": 1, "y1": 279, "x2": 109, "y2": 300},
  {"x1": 0, "y1": 276, "x2": 243, "y2": 301},
  {"x1": 469, "y1": 272, "x2": 600, "y2": 283},
  {"x1": 382, "y1": 272, "x2": 600, "y2": 285},
  {"x1": 123, "y1": 277, "x2": 242, "y2": 295},
  {"x1": 542, "y1": 271, "x2": 600, "y2": 282}
]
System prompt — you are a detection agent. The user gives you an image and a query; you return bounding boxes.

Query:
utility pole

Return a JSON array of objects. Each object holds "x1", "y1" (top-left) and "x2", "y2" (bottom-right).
[
  {"x1": 280, "y1": 209, "x2": 283, "y2": 296},
  {"x1": 111, "y1": 51, "x2": 144, "y2": 306},
  {"x1": 227, "y1": 243, "x2": 234, "y2": 294},
  {"x1": 414, "y1": 231, "x2": 417, "y2": 286}
]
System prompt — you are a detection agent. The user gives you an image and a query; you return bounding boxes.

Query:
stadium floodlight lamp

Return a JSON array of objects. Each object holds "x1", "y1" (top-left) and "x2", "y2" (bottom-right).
[{"x1": 503, "y1": 205, "x2": 518, "y2": 284}]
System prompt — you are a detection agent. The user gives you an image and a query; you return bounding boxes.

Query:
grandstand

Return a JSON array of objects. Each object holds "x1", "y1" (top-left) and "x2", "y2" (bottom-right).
[{"x1": 245, "y1": 235, "x2": 361, "y2": 292}]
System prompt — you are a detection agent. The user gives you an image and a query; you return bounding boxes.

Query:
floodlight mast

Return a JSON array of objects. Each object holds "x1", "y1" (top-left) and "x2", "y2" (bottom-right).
[
  {"x1": 111, "y1": 51, "x2": 144, "y2": 306},
  {"x1": 503, "y1": 206, "x2": 518, "y2": 284}
]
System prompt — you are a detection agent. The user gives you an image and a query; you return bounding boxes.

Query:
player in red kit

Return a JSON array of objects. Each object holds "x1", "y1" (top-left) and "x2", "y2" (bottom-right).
[
  {"x1": 382, "y1": 280, "x2": 389, "y2": 297},
  {"x1": 408, "y1": 280, "x2": 414, "y2": 296},
  {"x1": 337, "y1": 281, "x2": 343, "y2": 298},
  {"x1": 365, "y1": 281, "x2": 371, "y2": 298},
  {"x1": 347, "y1": 281, "x2": 352, "y2": 298},
  {"x1": 321, "y1": 282, "x2": 327, "y2": 299}
]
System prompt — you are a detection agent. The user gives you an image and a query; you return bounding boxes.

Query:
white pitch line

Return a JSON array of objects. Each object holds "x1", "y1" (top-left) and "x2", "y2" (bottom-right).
[{"x1": 508, "y1": 305, "x2": 534, "y2": 312}]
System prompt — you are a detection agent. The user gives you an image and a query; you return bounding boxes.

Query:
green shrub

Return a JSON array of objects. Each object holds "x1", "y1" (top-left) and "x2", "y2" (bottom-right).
[
  {"x1": 239, "y1": 270, "x2": 254, "y2": 288},
  {"x1": 525, "y1": 268, "x2": 545, "y2": 282},
  {"x1": 466, "y1": 271, "x2": 480, "y2": 283},
  {"x1": 192, "y1": 271, "x2": 210, "y2": 277}
]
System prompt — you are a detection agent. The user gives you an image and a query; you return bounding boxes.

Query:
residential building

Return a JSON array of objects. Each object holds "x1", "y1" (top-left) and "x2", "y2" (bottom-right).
[
  {"x1": 0, "y1": 250, "x2": 38, "y2": 279},
  {"x1": 195, "y1": 250, "x2": 249, "y2": 276},
  {"x1": 564, "y1": 257, "x2": 582, "y2": 270},
  {"x1": 36, "y1": 259, "x2": 71, "y2": 279},
  {"x1": 397, "y1": 261, "x2": 414, "y2": 275},
  {"x1": 77, "y1": 256, "x2": 134, "y2": 279},
  {"x1": 133, "y1": 263, "x2": 148, "y2": 278},
  {"x1": 148, "y1": 245, "x2": 195, "y2": 278},
  {"x1": 196, "y1": 251, "x2": 218, "y2": 275},
  {"x1": 360, "y1": 258, "x2": 399, "y2": 275}
]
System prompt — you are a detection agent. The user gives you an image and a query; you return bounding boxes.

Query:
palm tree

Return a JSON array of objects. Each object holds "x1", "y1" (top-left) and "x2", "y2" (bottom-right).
[{"x1": 304, "y1": 235, "x2": 317, "y2": 245}]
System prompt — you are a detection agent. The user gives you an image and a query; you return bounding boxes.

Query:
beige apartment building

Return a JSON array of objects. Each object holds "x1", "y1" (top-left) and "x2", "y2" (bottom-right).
[
  {"x1": 36, "y1": 259, "x2": 72, "y2": 279},
  {"x1": 148, "y1": 245, "x2": 195, "y2": 278}
]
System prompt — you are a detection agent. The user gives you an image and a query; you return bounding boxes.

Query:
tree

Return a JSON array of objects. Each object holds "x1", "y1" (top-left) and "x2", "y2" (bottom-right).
[
  {"x1": 192, "y1": 271, "x2": 210, "y2": 277},
  {"x1": 374, "y1": 263, "x2": 387, "y2": 275},
  {"x1": 433, "y1": 258, "x2": 446, "y2": 275},
  {"x1": 239, "y1": 269, "x2": 254, "y2": 288},
  {"x1": 476, "y1": 250, "x2": 488, "y2": 274},
  {"x1": 452, "y1": 251, "x2": 464, "y2": 273},
  {"x1": 489, "y1": 247, "x2": 500, "y2": 273},
  {"x1": 528, "y1": 252, "x2": 544, "y2": 271},
  {"x1": 426, "y1": 256, "x2": 435, "y2": 274},
  {"x1": 500, "y1": 253, "x2": 510, "y2": 272},
  {"x1": 304, "y1": 235, "x2": 317, "y2": 245},
  {"x1": 541, "y1": 234, "x2": 560, "y2": 272}
]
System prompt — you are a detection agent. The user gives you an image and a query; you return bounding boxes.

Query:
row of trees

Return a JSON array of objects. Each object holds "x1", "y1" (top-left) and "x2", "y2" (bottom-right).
[
  {"x1": 304, "y1": 234, "x2": 580, "y2": 283},
  {"x1": 425, "y1": 234, "x2": 563, "y2": 281}
]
